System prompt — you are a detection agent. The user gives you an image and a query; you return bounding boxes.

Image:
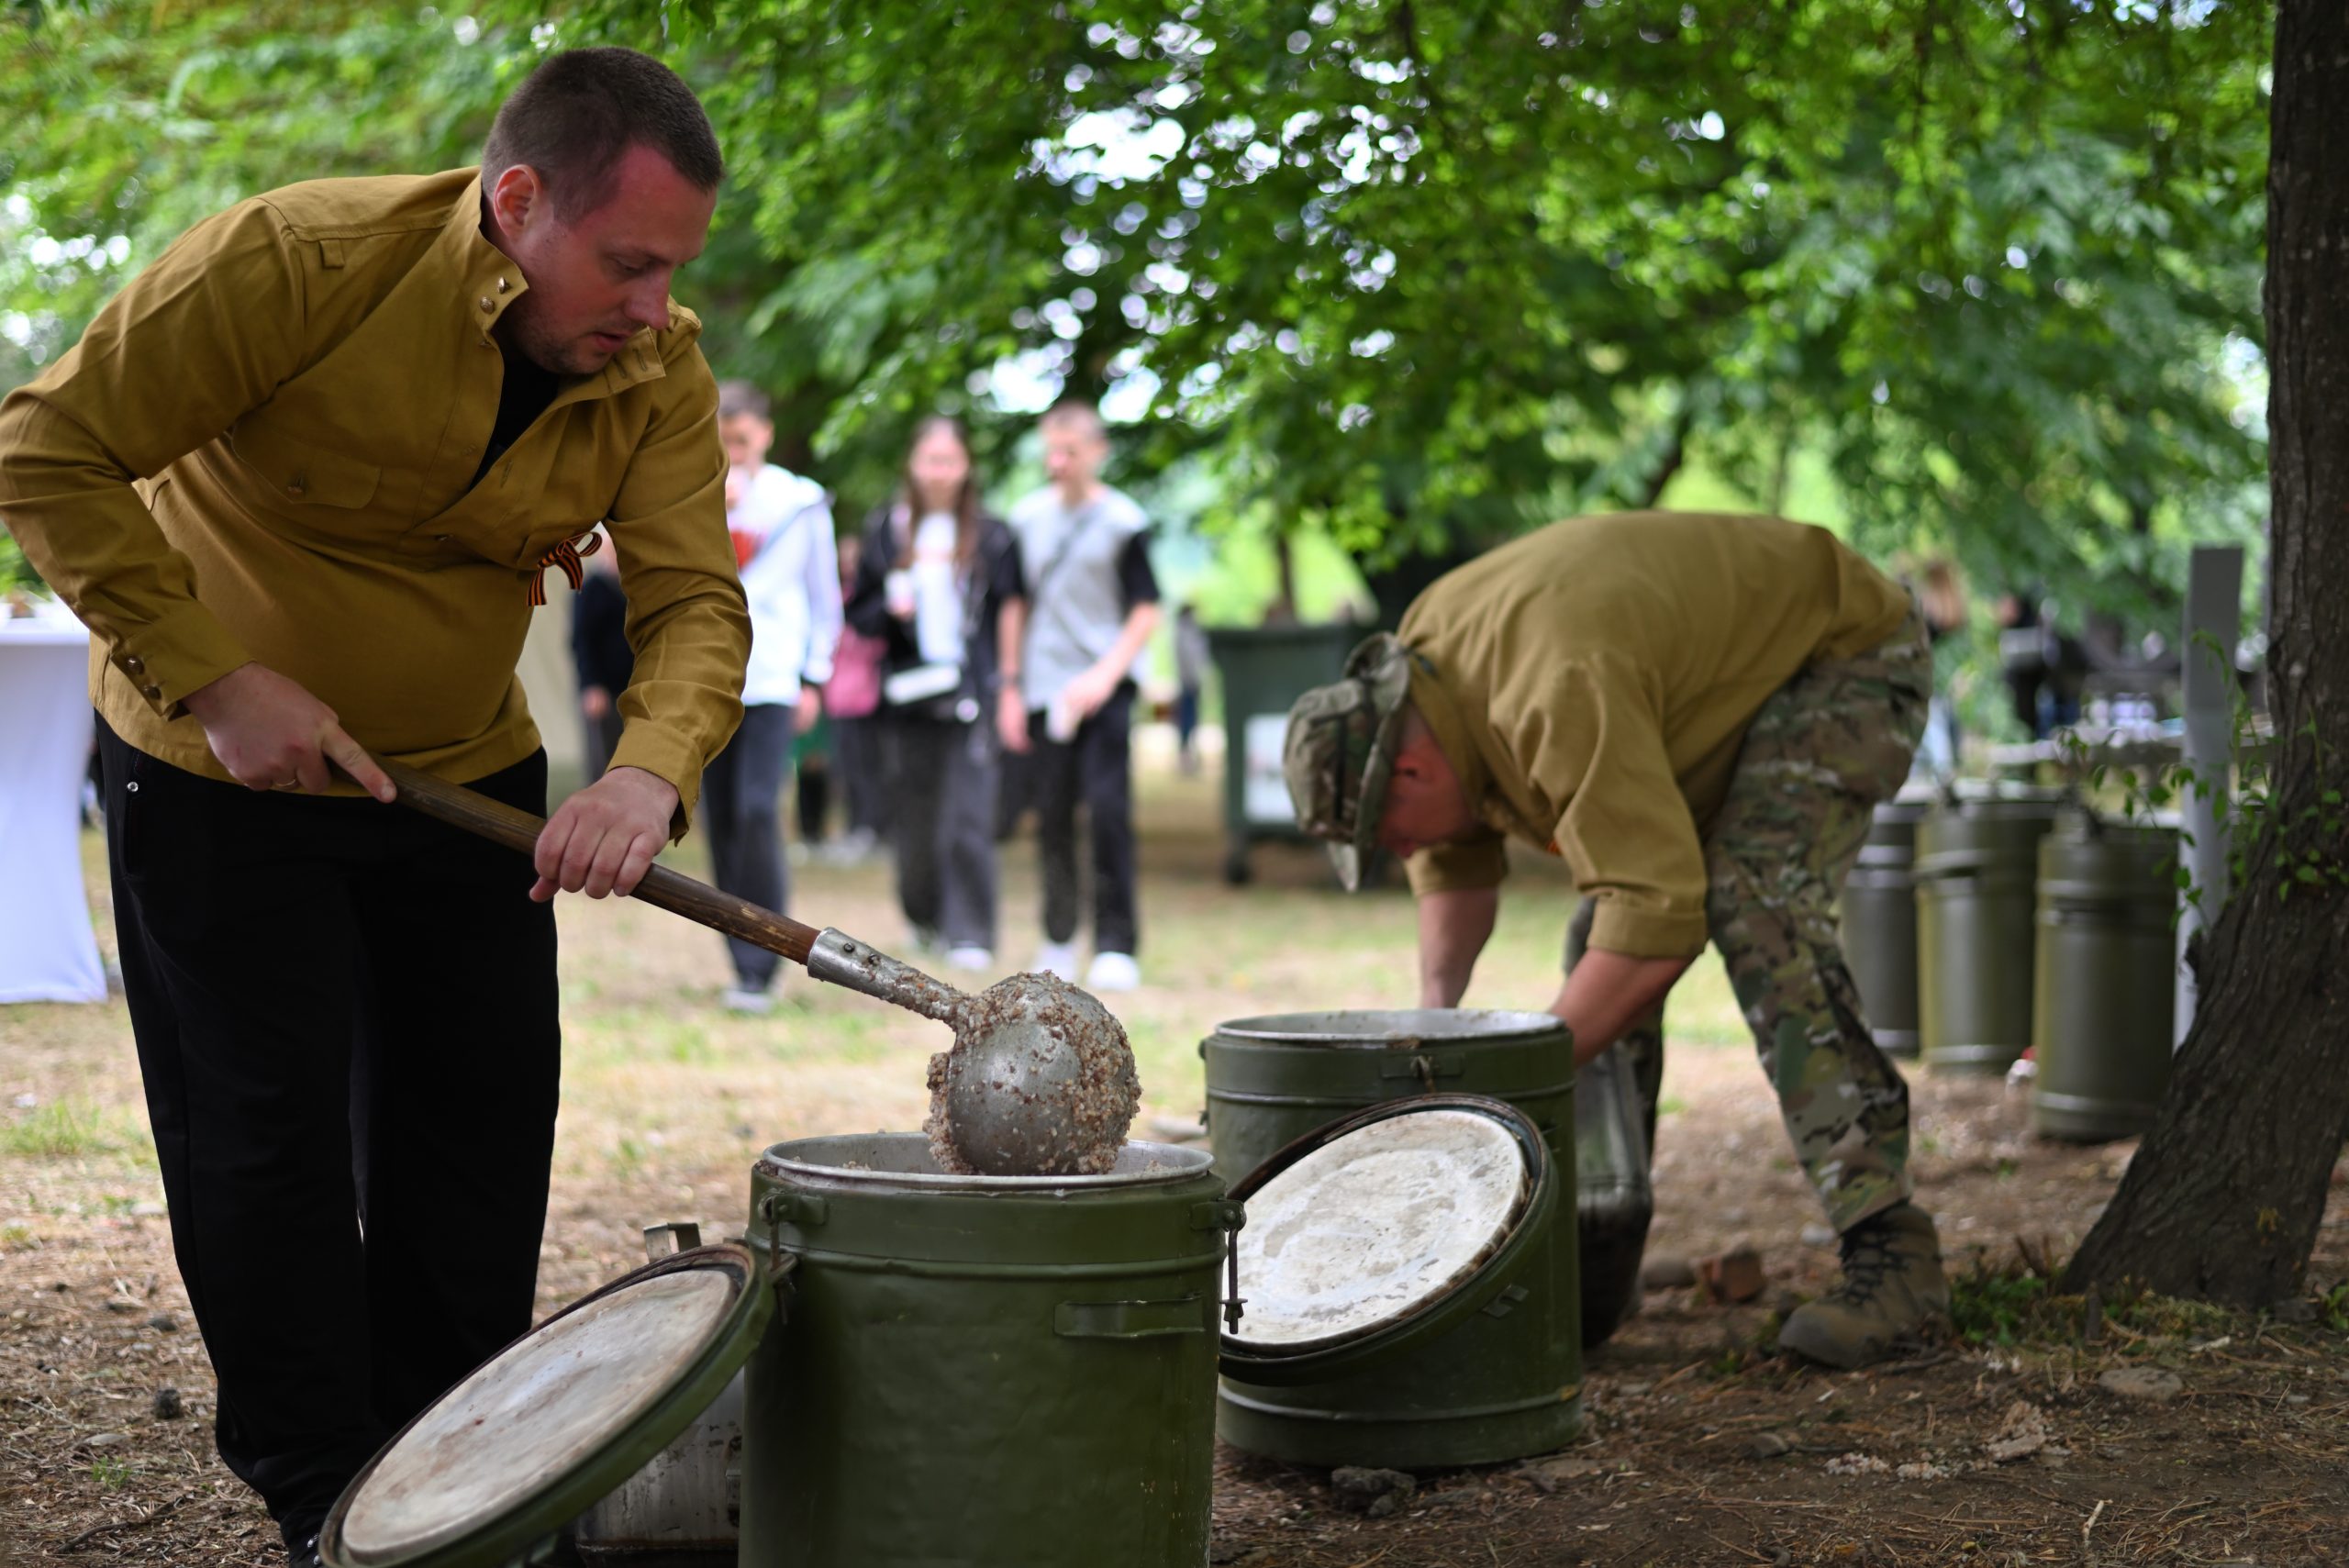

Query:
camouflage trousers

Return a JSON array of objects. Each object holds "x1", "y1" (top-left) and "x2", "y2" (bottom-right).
[{"x1": 1568, "y1": 602, "x2": 1932, "y2": 1234}]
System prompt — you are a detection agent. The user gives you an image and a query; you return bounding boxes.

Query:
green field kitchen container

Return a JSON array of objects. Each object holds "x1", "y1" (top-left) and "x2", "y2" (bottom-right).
[
  {"x1": 1915, "y1": 790, "x2": 2065, "y2": 1074},
  {"x1": 740, "y1": 1135, "x2": 1239, "y2": 1566},
  {"x1": 2031, "y1": 817, "x2": 2181, "y2": 1141},
  {"x1": 1202, "y1": 1009, "x2": 1634, "y2": 1469},
  {"x1": 318, "y1": 1138, "x2": 1237, "y2": 1568},
  {"x1": 1840, "y1": 798, "x2": 1931, "y2": 1059},
  {"x1": 1215, "y1": 1095, "x2": 1578, "y2": 1471},
  {"x1": 1202, "y1": 623, "x2": 1364, "y2": 884}
]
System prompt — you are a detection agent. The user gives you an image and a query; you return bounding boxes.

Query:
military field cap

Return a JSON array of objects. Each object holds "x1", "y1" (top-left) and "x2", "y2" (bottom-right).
[{"x1": 1282, "y1": 633, "x2": 1417, "y2": 892}]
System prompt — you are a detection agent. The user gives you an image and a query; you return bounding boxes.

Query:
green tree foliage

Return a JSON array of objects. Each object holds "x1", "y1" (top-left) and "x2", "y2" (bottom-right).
[{"x1": 2, "y1": 0, "x2": 2269, "y2": 610}]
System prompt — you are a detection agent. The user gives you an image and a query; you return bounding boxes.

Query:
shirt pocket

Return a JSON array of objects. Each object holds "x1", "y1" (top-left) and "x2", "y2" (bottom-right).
[{"x1": 228, "y1": 417, "x2": 383, "y2": 511}]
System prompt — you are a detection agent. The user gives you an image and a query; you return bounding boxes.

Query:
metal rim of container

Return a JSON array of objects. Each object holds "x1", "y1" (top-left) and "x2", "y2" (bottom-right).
[
  {"x1": 1214, "y1": 1092, "x2": 1558, "y2": 1387},
  {"x1": 317, "y1": 1243, "x2": 784, "y2": 1568},
  {"x1": 1208, "y1": 1008, "x2": 1566, "y2": 1048},
  {"x1": 753, "y1": 1135, "x2": 1213, "y2": 1194}
]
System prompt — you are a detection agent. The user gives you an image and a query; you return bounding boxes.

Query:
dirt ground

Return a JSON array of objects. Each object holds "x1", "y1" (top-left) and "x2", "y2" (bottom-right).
[{"x1": 6, "y1": 751, "x2": 2348, "y2": 1566}]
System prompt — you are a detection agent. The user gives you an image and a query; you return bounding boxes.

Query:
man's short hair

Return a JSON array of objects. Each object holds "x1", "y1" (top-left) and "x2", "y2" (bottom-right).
[
  {"x1": 1040, "y1": 399, "x2": 1107, "y2": 442},
  {"x1": 717, "y1": 381, "x2": 771, "y2": 422},
  {"x1": 482, "y1": 47, "x2": 722, "y2": 218}
]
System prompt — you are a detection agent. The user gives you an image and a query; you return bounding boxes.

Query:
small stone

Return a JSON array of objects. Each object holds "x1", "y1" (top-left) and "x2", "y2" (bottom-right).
[
  {"x1": 105, "y1": 1297, "x2": 141, "y2": 1314},
  {"x1": 1641, "y1": 1253, "x2": 1697, "y2": 1291},
  {"x1": 2272, "y1": 1299, "x2": 2318, "y2": 1326},
  {"x1": 1744, "y1": 1431, "x2": 1795, "y2": 1460},
  {"x1": 146, "y1": 1313, "x2": 178, "y2": 1333},
  {"x1": 1697, "y1": 1245, "x2": 1768, "y2": 1305},
  {"x1": 2098, "y1": 1367, "x2": 2185, "y2": 1403},
  {"x1": 1520, "y1": 1454, "x2": 1604, "y2": 1491},
  {"x1": 83, "y1": 1432, "x2": 129, "y2": 1449},
  {"x1": 1982, "y1": 1400, "x2": 2050, "y2": 1463},
  {"x1": 1800, "y1": 1222, "x2": 1838, "y2": 1249},
  {"x1": 1330, "y1": 1466, "x2": 1416, "y2": 1514},
  {"x1": 152, "y1": 1386, "x2": 183, "y2": 1420},
  {"x1": 2285, "y1": 1394, "x2": 2310, "y2": 1406}
]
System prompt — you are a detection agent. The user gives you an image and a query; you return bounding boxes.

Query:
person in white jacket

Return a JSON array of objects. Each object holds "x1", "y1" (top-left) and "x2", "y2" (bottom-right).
[{"x1": 707, "y1": 381, "x2": 841, "y2": 1012}]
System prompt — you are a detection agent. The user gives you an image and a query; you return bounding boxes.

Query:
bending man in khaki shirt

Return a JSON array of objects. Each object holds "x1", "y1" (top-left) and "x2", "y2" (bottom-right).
[
  {"x1": 0, "y1": 49, "x2": 748, "y2": 1562},
  {"x1": 1283, "y1": 512, "x2": 1951, "y2": 1371}
]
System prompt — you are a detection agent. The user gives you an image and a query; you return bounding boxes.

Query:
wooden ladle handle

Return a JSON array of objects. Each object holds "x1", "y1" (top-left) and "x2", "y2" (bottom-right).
[{"x1": 375, "y1": 757, "x2": 819, "y2": 966}]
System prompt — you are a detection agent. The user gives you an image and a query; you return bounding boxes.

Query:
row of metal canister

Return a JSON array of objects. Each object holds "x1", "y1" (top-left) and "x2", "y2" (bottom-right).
[{"x1": 1841, "y1": 787, "x2": 2181, "y2": 1140}]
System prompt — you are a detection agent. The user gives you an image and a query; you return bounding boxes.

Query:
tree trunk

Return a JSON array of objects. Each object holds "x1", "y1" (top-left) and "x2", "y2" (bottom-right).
[{"x1": 2063, "y1": 0, "x2": 2349, "y2": 1308}]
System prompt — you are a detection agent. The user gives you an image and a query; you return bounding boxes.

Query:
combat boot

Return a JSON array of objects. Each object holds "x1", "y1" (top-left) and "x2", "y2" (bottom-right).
[{"x1": 1776, "y1": 1201, "x2": 1951, "y2": 1370}]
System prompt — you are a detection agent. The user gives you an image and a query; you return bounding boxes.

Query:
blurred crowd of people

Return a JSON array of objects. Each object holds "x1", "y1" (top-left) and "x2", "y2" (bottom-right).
[{"x1": 573, "y1": 395, "x2": 1165, "y2": 1012}]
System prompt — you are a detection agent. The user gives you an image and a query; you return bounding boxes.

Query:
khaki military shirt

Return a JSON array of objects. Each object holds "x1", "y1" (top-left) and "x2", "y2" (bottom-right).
[
  {"x1": 1398, "y1": 512, "x2": 1911, "y2": 958},
  {"x1": 0, "y1": 168, "x2": 749, "y2": 828}
]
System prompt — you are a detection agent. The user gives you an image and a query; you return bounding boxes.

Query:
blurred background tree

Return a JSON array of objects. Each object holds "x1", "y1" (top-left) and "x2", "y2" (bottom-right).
[{"x1": 2, "y1": 0, "x2": 2270, "y2": 647}]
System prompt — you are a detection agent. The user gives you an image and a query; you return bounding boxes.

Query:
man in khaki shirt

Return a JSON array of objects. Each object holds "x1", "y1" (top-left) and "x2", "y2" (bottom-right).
[
  {"x1": 0, "y1": 50, "x2": 747, "y2": 1562},
  {"x1": 1283, "y1": 513, "x2": 1951, "y2": 1370}
]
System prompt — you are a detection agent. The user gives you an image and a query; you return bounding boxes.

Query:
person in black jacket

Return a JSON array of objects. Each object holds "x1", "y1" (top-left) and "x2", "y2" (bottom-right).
[
  {"x1": 845, "y1": 416, "x2": 1029, "y2": 967},
  {"x1": 569, "y1": 533, "x2": 632, "y2": 783}
]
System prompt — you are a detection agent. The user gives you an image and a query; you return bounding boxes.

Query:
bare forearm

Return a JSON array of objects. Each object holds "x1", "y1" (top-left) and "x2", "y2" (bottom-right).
[
  {"x1": 1549, "y1": 948, "x2": 1692, "y2": 1065},
  {"x1": 1417, "y1": 886, "x2": 1499, "y2": 1008},
  {"x1": 997, "y1": 596, "x2": 1028, "y2": 687},
  {"x1": 1098, "y1": 601, "x2": 1160, "y2": 680}
]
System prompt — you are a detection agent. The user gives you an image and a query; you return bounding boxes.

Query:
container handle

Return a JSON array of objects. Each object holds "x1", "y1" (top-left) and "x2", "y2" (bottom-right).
[
  {"x1": 1054, "y1": 1296, "x2": 1211, "y2": 1340},
  {"x1": 641, "y1": 1221, "x2": 702, "y2": 1262},
  {"x1": 758, "y1": 1191, "x2": 829, "y2": 1230},
  {"x1": 1189, "y1": 1201, "x2": 1249, "y2": 1331},
  {"x1": 1380, "y1": 1051, "x2": 1465, "y2": 1088}
]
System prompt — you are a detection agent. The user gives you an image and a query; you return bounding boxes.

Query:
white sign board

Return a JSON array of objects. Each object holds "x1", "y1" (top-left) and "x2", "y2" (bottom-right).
[{"x1": 1242, "y1": 714, "x2": 1296, "y2": 826}]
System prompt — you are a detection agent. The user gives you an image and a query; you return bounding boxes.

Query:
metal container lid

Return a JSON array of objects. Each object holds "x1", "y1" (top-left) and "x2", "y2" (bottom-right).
[
  {"x1": 318, "y1": 1244, "x2": 781, "y2": 1568},
  {"x1": 1217, "y1": 1094, "x2": 1557, "y2": 1386},
  {"x1": 756, "y1": 1134, "x2": 1211, "y2": 1195},
  {"x1": 1210, "y1": 1008, "x2": 1565, "y2": 1047}
]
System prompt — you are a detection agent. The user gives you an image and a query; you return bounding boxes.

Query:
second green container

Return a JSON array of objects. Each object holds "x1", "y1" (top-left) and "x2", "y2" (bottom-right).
[
  {"x1": 1916, "y1": 791, "x2": 2065, "y2": 1074},
  {"x1": 2031, "y1": 817, "x2": 2181, "y2": 1141},
  {"x1": 1201, "y1": 1009, "x2": 1609, "y2": 1469}
]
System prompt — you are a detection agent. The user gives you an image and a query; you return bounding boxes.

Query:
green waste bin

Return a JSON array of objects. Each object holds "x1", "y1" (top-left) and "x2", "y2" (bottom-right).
[
  {"x1": 1916, "y1": 788, "x2": 2065, "y2": 1075},
  {"x1": 1204, "y1": 623, "x2": 1365, "y2": 884},
  {"x1": 2031, "y1": 816, "x2": 2180, "y2": 1141}
]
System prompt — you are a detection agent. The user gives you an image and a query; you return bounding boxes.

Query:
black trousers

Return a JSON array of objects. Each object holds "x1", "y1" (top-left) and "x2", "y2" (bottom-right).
[
  {"x1": 700, "y1": 702, "x2": 795, "y2": 988},
  {"x1": 1027, "y1": 686, "x2": 1139, "y2": 955},
  {"x1": 889, "y1": 715, "x2": 1002, "y2": 951},
  {"x1": 829, "y1": 715, "x2": 890, "y2": 839},
  {"x1": 96, "y1": 720, "x2": 560, "y2": 1543}
]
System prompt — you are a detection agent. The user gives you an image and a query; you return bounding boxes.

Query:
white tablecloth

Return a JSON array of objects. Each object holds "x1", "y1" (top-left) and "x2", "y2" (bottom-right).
[{"x1": 0, "y1": 613, "x2": 106, "y2": 1003}]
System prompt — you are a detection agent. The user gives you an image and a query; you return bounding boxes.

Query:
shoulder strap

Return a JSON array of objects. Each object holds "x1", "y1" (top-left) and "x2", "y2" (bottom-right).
[{"x1": 1027, "y1": 500, "x2": 1102, "y2": 611}]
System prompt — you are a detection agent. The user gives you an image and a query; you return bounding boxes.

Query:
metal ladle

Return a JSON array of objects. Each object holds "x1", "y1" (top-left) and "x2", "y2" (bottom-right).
[{"x1": 373, "y1": 759, "x2": 1139, "y2": 1175}]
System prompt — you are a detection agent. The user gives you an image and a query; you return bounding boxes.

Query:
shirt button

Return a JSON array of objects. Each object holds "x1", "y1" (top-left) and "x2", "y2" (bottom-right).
[
  {"x1": 479, "y1": 296, "x2": 495, "y2": 313},
  {"x1": 142, "y1": 684, "x2": 162, "y2": 701},
  {"x1": 286, "y1": 480, "x2": 306, "y2": 498},
  {"x1": 435, "y1": 535, "x2": 451, "y2": 543},
  {"x1": 124, "y1": 655, "x2": 145, "y2": 673},
  {"x1": 496, "y1": 276, "x2": 510, "y2": 293}
]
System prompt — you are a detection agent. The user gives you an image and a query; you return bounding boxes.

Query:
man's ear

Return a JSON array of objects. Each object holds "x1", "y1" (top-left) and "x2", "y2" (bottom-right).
[{"x1": 488, "y1": 163, "x2": 547, "y2": 238}]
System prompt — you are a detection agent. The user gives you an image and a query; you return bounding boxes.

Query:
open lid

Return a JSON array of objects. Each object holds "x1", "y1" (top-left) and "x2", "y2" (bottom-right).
[
  {"x1": 1218, "y1": 1094, "x2": 1555, "y2": 1386},
  {"x1": 319, "y1": 1242, "x2": 784, "y2": 1568}
]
